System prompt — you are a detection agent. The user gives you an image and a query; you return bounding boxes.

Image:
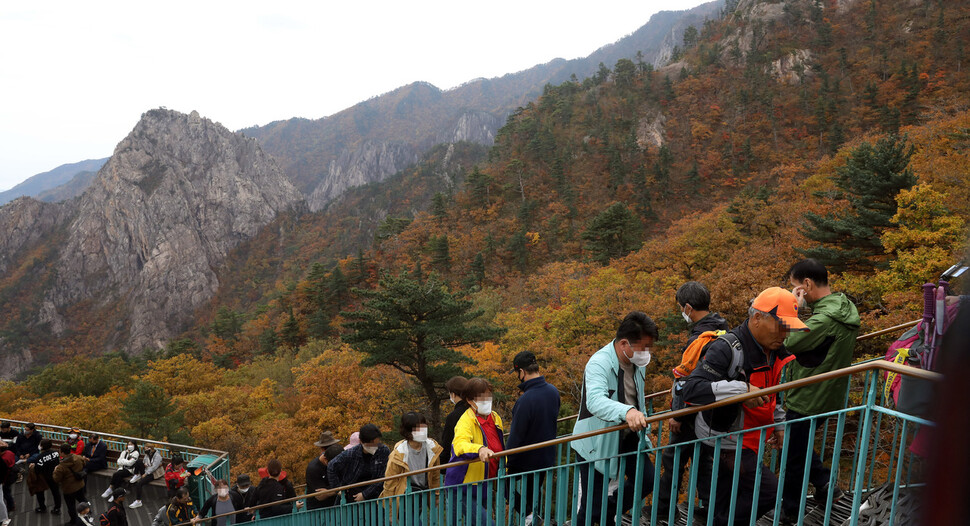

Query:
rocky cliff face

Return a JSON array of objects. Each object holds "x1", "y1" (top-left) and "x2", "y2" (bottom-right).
[
  {"x1": 0, "y1": 109, "x2": 304, "y2": 377},
  {"x1": 307, "y1": 140, "x2": 419, "y2": 210}
]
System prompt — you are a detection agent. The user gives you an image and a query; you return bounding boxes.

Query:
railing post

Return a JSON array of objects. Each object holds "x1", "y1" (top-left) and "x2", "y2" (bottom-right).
[{"x1": 849, "y1": 370, "x2": 879, "y2": 526}]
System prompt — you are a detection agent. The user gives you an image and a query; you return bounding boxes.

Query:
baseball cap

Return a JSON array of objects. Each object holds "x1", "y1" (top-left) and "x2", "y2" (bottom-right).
[
  {"x1": 751, "y1": 287, "x2": 809, "y2": 331},
  {"x1": 511, "y1": 351, "x2": 538, "y2": 372},
  {"x1": 236, "y1": 473, "x2": 252, "y2": 488}
]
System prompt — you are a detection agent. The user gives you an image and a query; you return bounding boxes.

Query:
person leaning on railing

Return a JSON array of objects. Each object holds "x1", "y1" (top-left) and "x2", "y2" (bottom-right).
[
  {"x1": 305, "y1": 431, "x2": 343, "y2": 510},
  {"x1": 778, "y1": 259, "x2": 857, "y2": 523},
  {"x1": 327, "y1": 424, "x2": 390, "y2": 503},
  {"x1": 680, "y1": 287, "x2": 813, "y2": 526},
  {"x1": 571, "y1": 311, "x2": 657, "y2": 526},
  {"x1": 444, "y1": 377, "x2": 505, "y2": 526}
]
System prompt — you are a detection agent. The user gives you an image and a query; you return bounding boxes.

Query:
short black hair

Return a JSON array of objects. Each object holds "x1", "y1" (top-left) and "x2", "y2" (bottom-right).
[
  {"x1": 40, "y1": 439, "x2": 52, "y2": 450},
  {"x1": 324, "y1": 444, "x2": 343, "y2": 462},
  {"x1": 266, "y1": 459, "x2": 282, "y2": 477},
  {"x1": 359, "y1": 423, "x2": 382, "y2": 444},
  {"x1": 788, "y1": 259, "x2": 828, "y2": 286},
  {"x1": 675, "y1": 281, "x2": 712, "y2": 311},
  {"x1": 399, "y1": 412, "x2": 428, "y2": 440},
  {"x1": 615, "y1": 311, "x2": 659, "y2": 343},
  {"x1": 60, "y1": 443, "x2": 72, "y2": 454}
]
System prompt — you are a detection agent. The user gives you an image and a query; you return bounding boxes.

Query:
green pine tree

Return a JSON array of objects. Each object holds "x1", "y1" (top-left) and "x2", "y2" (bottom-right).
[
  {"x1": 122, "y1": 381, "x2": 188, "y2": 442},
  {"x1": 582, "y1": 203, "x2": 643, "y2": 265},
  {"x1": 342, "y1": 271, "x2": 504, "y2": 432},
  {"x1": 800, "y1": 135, "x2": 917, "y2": 272}
]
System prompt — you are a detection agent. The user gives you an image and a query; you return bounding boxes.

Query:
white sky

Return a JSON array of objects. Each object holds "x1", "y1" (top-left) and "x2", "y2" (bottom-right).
[{"x1": 0, "y1": 0, "x2": 705, "y2": 191}]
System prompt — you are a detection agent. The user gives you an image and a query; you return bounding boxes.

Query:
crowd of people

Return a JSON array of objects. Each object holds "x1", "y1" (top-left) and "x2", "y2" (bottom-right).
[{"x1": 0, "y1": 258, "x2": 927, "y2": 526}]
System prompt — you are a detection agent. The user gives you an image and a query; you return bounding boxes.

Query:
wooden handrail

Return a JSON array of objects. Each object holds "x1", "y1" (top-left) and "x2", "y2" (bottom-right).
[{"x1": 177, "y1": 359, "x2": 938, "y2": 526}]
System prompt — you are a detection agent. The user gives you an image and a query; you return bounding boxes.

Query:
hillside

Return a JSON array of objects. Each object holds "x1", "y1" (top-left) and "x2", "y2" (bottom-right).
[
  {"x1": 241, "y1": 1, "x2": 724, "y2": 209},
  {"x1": 0, "y1": 158, "x2": 108, "y2": 205}
]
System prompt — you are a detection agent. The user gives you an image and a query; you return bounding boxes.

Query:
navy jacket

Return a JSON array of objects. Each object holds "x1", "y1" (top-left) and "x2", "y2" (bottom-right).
[
  {"x1": 83, "y1": 440, "x2": 108, "y2": 471},
  {"x1": 685, "y1": 312, "x2": 731, "y2": 349},
  {"x1": 505, "y1": 376, "x2": 561, "y2": 474},
  {"x1": 17, "y1": 430, "x2": 42, "y2": 458}
]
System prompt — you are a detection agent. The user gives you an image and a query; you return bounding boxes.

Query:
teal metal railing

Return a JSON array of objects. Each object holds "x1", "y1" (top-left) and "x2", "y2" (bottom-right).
[
  {"x1": 184, "y1": 359, "x2": 935, "y2": 526},
  {"x1": 1, "y1": 418, "x2": 229, "y2": 506}
]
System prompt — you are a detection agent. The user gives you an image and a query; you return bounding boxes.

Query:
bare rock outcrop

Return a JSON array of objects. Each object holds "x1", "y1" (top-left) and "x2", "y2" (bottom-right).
[{"x1": 45, "y1": 108, "x2": 304, "y2": 352}]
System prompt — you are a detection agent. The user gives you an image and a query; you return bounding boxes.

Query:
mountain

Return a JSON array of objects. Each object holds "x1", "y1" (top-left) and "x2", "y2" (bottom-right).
[
  {"x1": 0, "y1": 158, "x2": 108, "y2": 206},
  {"x1": 0, "y1": 109, "x2": 303, "y2": 378},
  {"x1": 241, "y1": 1, "x2": 724, "y2": 210}
]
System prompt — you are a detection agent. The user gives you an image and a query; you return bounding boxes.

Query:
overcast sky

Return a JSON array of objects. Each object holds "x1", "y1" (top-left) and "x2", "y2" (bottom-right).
[{"x1": 0, "y1": 0, "x2": 705, "y2": 191}]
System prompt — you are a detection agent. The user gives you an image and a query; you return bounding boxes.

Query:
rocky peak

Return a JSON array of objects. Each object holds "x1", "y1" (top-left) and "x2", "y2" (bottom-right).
[{"x1": 45, "y1": 108, "x2": 305, "y2": 352}]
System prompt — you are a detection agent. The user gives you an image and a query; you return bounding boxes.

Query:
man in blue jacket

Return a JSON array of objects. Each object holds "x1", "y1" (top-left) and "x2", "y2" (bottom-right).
[
  {"x1": 571, "y1": 311, "x2": 657, "y2": 526},
  {"x1": 505, "y1": 351, "x2": 560, "y2": 525}
]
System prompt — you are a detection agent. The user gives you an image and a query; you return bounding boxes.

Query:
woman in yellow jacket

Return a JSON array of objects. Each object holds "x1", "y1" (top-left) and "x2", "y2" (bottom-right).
[{"x1": 444, "y1": 378, "x2": 504, "y2": 525}]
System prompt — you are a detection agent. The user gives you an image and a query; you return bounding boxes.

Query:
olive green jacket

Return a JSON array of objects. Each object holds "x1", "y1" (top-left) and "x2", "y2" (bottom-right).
[{"x1": 783, "y1": 293, "x2": 861, "y2": 415}]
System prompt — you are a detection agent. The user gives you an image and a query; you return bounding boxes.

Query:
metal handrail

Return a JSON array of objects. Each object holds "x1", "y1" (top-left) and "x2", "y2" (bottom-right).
[
  {"x1": 178, "y1": 359, "x2": 939, "y2": 526},
  {"x1": 0, "y1": 418, "x2": 228, "y2": 457}
]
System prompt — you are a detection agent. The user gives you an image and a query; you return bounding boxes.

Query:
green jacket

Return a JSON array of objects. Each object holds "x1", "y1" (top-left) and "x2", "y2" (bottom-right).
[
  {"x1": 783, "y1": 292, "x2": 861, "y2": 415},
  {"x1": 571, "y1": 340, "x2": 651, "y2": 477}
]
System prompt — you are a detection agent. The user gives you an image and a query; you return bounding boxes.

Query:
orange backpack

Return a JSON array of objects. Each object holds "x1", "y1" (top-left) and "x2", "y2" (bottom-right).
[{"x1": 672, "y1": 330, "x2": 728, "y2": 378}]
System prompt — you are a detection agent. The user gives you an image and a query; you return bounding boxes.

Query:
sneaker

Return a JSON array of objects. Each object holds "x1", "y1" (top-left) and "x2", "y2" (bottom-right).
[
  {"x1": 51, "y1": 508, "x2": 61, "y2": 514},
  {"x1": 129, "y1": 474, "x2": 141, "y2": 483},
  {"x1": 129, "y1": 500, "x2": 143, "y2": 509},
  {"x1": 36, "y1": 506, "x2": 48, "y2": 513},
  {"x1": 101, "y1": 488, "x2": 113, "y2": 498}
]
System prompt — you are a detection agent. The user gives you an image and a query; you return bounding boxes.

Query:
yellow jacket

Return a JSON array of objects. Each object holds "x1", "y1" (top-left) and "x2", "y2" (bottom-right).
[{"x1": 445, "y1": 408, "x2": 505, "y2": 485}]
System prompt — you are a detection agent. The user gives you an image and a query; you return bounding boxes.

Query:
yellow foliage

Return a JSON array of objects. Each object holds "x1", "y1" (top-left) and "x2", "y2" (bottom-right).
[{"x1": 141, "y1": 355, "x2": 225, "y2": 397}]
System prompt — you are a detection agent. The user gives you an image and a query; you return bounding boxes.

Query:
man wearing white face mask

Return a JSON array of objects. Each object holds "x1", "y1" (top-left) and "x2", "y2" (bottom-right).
[
  {"x1": 572, "y1": 311, "x2": 658, "y2": 526},
  {"x1": 326, "y1": 424, "x2": 390, "y2": 503}
]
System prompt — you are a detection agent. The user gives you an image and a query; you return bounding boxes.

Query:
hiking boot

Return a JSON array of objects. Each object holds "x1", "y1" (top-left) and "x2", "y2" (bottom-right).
[{"x1": 814, "y1": 484, "x2": 846, "y2": 506}]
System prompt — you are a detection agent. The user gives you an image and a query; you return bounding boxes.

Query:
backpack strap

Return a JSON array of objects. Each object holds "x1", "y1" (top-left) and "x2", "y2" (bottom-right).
[{"x1": 719, "y1": 333, "x2": 745, "y2": 381}]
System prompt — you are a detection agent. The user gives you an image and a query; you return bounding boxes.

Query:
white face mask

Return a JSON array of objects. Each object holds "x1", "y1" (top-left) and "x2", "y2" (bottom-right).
[
  {"x1": 449, "y1": 394, "x2": 458, "y2": 405},
  {"x1": 411, "y1": 428, "x2": 428, "y2": 443},
  {"x1": 475, "y1": 399, "x2": 493, "y2": 416},
  {"x1": 681, "y1": 303, "x2": 692, "y2": 323},
  {"x1": 217, "y1": 488, "x2": 229, "y2": 498},
  {"x1": 623, "y1": 343, "x2": 652, "y2": 367},
  {"x1": 630, "y1": 349, "x2": 651, "y2": 367},
  {"x1": 362, "y1": 445, "x2": 378, "y2": 455},
  {"x1": 69, "y1": 433, "x2": 78, "y2": 440},
  {"x1": 127, "y1": 445, "x2": 135, "y2": 452},
  {"x1": 238, "y1": 487, "x2": 249, "y2": 494}
]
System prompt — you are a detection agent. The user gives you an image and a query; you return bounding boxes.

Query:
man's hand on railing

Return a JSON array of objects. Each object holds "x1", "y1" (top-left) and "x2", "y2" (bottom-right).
[
  {"x1": 742, "y1": 384, "x2": 770, "y2": 408},
  {"x1": 767, "y1": 429, "x2": 785, "y2": 450},
  {"x1": 478, "y1": 446, "x2": 495, "y2": 463},
  {"x1": 625, "y1": 408, "x2": 648, "y2": 431},
  {"x1": 352, "y1": 492, "x2": 365, "y2": 502}
]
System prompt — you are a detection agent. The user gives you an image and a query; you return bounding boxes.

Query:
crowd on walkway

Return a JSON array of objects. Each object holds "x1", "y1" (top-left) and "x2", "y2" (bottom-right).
[{"x1": 2, "y1": 258, "x2": 937, "y2": 526}]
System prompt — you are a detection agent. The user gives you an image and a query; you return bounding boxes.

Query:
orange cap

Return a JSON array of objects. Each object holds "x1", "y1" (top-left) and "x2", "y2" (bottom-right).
[{"x1": 751, "y1": 287, "x2": 809, "y2": 331}]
